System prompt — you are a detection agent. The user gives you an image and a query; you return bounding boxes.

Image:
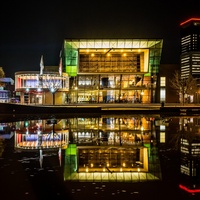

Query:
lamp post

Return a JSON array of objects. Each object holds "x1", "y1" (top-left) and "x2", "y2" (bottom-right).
[
  {"x1": 141, "y1": 91, "x2": 144, "y2": 103},
  {"x1": 50, "y1": 88, "x2": 56, "y2": 105},
  {"x1": 137, "y1": 167, "x2": 140, "y2": 182},
  {"x1": 196, "y1": 92, "x2": 199, "y2": 104}
]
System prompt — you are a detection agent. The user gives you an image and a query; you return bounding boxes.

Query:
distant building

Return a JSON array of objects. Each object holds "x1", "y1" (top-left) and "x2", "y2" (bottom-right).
[
  {"x1": 180, "y1": 18, "x2": 200, "y2": 79},
  {"x1": 0, "y1": 77, "x2": 14, "y2": 103},
  {"x1": 180, "y1": 18, "x2": 200, "y2": 103},
  {"x1": 62, "y1": 38, "x2": 163, "y2": 104}
]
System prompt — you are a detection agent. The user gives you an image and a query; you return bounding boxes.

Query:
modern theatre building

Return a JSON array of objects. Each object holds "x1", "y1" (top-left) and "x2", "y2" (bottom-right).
[
  {"x1": 15, "y1": 38, "x2": 163, "y2": 105},
  {"x1": 64, "y1": 39, "x2": 163, "y2": 104}
]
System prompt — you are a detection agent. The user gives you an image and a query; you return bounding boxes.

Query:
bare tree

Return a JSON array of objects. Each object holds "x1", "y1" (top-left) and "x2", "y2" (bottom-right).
[
  {"x1": 0, "y1": 67, "x2": 5, "y2": 78},
  {"x1": 0, "y1": 67, "x2": 5, "y2": 87},
  {"x1": 0, "y1": 139, "x2": 5, "y2": 157},
  {"x1": 169, "y1": 70, "x2": 197, "y2": 105}
]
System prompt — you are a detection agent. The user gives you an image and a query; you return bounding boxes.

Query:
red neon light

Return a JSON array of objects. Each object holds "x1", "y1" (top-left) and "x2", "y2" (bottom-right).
[
  {"x1": 179, "y1": 184, "x2": 200, "y2": 193},
  {"x1": 180, "y1": 18, "x2": 200, "y2": 26},
  {"x1": 18, "y1": 77, "x2": 21, "y2": 88}
]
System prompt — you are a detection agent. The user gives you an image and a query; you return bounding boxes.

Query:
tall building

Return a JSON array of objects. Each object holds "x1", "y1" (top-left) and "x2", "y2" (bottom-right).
[
  {"x1": 180, "y1": 18, "x2": 200, "y2": 79},
  {"x1": 63, "y1": 39, "x2": 163, "y2": 104}
]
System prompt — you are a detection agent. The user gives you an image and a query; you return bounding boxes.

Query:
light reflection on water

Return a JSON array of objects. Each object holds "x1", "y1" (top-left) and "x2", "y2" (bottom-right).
[{"x1": 0, "y1": 114, "x2": 200, "y2": 200}]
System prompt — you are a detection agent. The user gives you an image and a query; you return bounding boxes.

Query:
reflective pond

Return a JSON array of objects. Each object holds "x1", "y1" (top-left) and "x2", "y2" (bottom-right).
[{"x1": 0, "y1": 114, "x2": 200, "y2": 200}]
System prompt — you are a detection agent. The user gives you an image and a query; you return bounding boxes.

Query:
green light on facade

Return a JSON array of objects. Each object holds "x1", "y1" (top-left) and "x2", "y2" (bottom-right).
[
  {"x1": 66, "y1": 144, "x2": 77, "y2": 155},
  {"x1": 66, "y1": 66, "x2": 77, "y2": 77}
]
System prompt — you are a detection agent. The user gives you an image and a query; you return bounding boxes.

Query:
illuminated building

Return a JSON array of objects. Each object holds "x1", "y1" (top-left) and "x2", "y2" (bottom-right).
[
  {"x1": 180, "y1": 18, "x2": 200, "y2": 79},
  {"x1": 63, "y1": 38, "x2": 163, "y2": 104},
  {"x1": 14, "y1": 39, "x2": 163, "y2": 105},
  {"x1": 15, "y1": 70, "x2": 69, "y2": 104},
  {"x1": 179, "y1": 18, "x2": 200, "y2": 103}
]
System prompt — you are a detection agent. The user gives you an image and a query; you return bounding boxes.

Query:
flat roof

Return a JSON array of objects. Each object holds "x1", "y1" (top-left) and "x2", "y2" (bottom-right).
[{"x1": 64, "y1": 38, "x2": 163, "y2": 49}]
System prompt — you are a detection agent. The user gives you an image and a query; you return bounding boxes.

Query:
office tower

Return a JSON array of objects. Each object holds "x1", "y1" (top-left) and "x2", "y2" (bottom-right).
[{"x1": 180, "y1": 18, "x2": 200, "y2": 79}]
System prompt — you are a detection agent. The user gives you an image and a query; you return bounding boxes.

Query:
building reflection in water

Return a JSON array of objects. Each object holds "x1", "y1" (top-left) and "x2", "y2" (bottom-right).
[
  {"x1": 155, "y1": 116, "x2": 200, "y2": 195},
  {"x1": 178, "y1": 117, "x2": 200, "y2": 194},
  {"x1": 6, "y1": 114, "x2": 200, "y2": 188},
  {"x1": 14, "y1": 118, "x2": 68, "y2": 150},
  {"x1": 13, "y1": 118, "x2": 68, "y2": 168},
  {"x1": 12, "y1": 114, "x2": 161, "y2": 182},
  {"x1": 65, "y1": 115, "x2": 161, "y2": 182}
]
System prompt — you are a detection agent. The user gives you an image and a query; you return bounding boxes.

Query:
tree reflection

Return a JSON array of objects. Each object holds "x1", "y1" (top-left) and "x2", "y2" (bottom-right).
[{"x1": 0, "y1": 139, "x2": 5, "y2": 157}]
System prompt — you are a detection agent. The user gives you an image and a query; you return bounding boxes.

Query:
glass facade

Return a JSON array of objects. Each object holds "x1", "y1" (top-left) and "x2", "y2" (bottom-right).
[{"x1": 64, "y1": 39, "x2": 163, "y2": 103}]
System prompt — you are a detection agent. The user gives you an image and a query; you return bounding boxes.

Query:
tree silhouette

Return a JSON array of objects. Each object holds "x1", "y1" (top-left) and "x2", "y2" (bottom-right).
[
  {"x1": 169, "y1": 70, "x2": 197, "y2": 105},
  {"x1": 0, "y1": 67, "x2": 5, "y2": 87},
  {"x1": 0, "y1": 67, "x2": 5, "y2": 78},
  {"x1": 0, "y1": 139, "x2": 5, "y2": 157}
]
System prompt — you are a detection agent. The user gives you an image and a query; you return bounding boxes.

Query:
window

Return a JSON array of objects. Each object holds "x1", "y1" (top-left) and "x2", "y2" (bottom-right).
[
  {"x1": 160, "y1": 132, "x2": 165, "y2": 143},
  {"x1": 160, "y1": 77, "x2": 166, "y2": 86},
  {"x1": 160, "y1": 88, "x2": 166, "y2": 102}
]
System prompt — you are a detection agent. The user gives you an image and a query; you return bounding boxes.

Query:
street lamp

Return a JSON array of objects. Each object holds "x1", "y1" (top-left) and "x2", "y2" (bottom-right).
[{"x1": 137, "y1": 167, "x2": 140, "y2": 181}]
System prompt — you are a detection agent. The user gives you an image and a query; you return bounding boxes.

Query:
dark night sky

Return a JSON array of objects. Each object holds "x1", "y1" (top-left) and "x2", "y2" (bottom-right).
[{"x1": 0, "y1": 0, "x2": 200, "y2": 79}]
